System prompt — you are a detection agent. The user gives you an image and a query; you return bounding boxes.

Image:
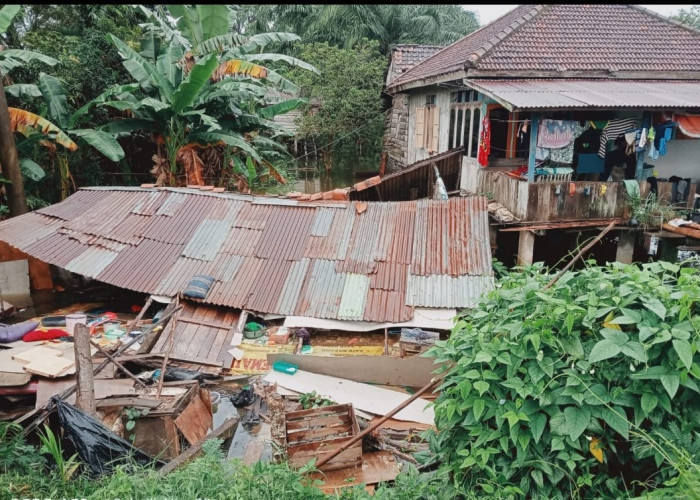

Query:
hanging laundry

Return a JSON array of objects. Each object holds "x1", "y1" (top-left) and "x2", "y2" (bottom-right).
[
  {"x1": 638, "y1": 128, "x2": 647, "y2": 148},
  {"x1": 624, "y1": 132, "x2": 636, "y2": 156},
  {"x1": 597, "y1": 117, "x2": 637, "y2": 158},
  {"x1": 547, "y1": 122, "x2": 590, "y2": 164},
  {"x1": 537, "y1": 119, "x2": 586, "y2": 149},
  {"x1": 659, "y1": 137, "x2": 667, "y2": 156},
  {"x1": 648, "y1": 141, "x2": 659, "y2": 160},
  {"x1": 478, "y1": 116, "x2": 491, "y2": 167}
]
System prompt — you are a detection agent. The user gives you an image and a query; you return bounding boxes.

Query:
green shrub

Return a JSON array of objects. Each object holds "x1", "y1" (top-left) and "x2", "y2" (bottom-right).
[{"x1": 426, "y1": 261, "x2": 700, "y2": 499}]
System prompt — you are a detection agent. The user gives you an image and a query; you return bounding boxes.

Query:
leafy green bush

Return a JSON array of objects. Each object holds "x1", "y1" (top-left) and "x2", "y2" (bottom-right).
[{"x1": 426, "y1": 261, "x2": 700, "y2": 499}]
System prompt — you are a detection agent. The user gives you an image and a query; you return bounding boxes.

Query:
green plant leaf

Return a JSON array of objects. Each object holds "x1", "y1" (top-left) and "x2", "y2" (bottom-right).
[
  {"x1": 640, "y1": 393, "x2": 658, "y2": 416},
  {"x1": 601, "y1": 328, "x2": 629, "y2": 346},
  {"x1": 672, "y1": 339, "x2": 693, "y2": 371},
  {"x1": 108, "y1": 34, "x2": 174, "y2": 100},
  {"x1": 126, "y1": 420, "x2": 135, "y2": 431},
  {"x1": 473, "y1": 380, "x2": 489, "y2": 396},
  {"x1": 19, "y1": 158, "x2": 45, "y2": 181},
  {"x1": 4, "y1": 84, "x2": 42, "y2": 98},
  {"x1": 474, "y1": 351, "x2": 492, "y2": 363},
  {"x1": 660, "y1": 374, "x2": 680, "y2": 399},
  {"x1": 529, "y1": 413, "x2": 546, "y2": 444},
  {"x1": 71, "y1": 129, "x2": 125, "y2": 162},
  {"x1": 620, "y1": 342, "x2": 647, "y2": 363},
  {"x1": 38, "y1": 73, "x2": 70, "y2": 129},
  {"x1": 602, "y1": 408, "x2": 629, "y2": 440},
  {"x1": 473, "y1": 399, "x2": 485, "y2": 421},
  {"x1": 171, "y1": 53, "x2": 219, "y2": 113},
  {"x1": 645, "y1": 298, "x2": 666, "y2": 320},
  {"x1": 589, "y1": 340, "x2": 622, "y2": 363},
  {"x1": 0, "y1": 5, "x2": 20, "y2": 33},
  {"x1": 564, "y1": 407, "x2": 590, "y2": 442}
]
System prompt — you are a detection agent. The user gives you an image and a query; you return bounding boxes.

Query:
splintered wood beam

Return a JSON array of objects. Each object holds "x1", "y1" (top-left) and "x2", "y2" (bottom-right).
[
  {"x1": 662, "y1": 223, "x2": 700, "y2": 240},
  {"x1": 500, "y1": 218, "x2": 624, "y2": 231}
]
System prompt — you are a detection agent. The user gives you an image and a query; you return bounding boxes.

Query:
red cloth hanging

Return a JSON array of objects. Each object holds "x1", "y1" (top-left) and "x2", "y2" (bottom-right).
[{"x1": 478, "y1": 117, "x2": 491, "y2": 167}]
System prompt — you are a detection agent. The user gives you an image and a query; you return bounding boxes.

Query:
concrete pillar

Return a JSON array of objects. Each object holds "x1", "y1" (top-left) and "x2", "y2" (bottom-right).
[
  {"x1": 615, "y1": 230, "x2": 636, "y2": 264},
  {"x1": 517, "y1": 230, "x2": 536, "y2": 266},
  {"x1": 489, "y1": 224, "x2": 498, "y2": 255}
]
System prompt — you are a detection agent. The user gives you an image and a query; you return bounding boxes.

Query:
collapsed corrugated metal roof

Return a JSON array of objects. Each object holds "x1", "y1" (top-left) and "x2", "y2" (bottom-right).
[
  {"x1": 0, "y1": 187, "x2": 494, "y2": 322},
  {"x1": 466, "y1": 79, "x2": 700, "y2": 111}
]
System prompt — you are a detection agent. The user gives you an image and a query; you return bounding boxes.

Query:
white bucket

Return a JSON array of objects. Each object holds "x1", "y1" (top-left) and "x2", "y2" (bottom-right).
[{"x1": 65, "y1": 313, "x2": 87, "y2": 335}]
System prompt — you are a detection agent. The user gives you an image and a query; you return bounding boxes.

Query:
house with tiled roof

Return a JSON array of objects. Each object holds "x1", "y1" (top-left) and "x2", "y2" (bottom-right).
[
  {"x1": 383, "y1": 44, "x2": 445, "y2": 168},
  {"x1": 384, "y1": 4, "x2": 700, "y2": 266}
]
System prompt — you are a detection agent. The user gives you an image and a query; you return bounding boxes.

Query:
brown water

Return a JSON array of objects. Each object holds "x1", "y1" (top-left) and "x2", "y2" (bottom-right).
[{"x1": 290, "y1": 157, "x2": 379, "y2": 194}]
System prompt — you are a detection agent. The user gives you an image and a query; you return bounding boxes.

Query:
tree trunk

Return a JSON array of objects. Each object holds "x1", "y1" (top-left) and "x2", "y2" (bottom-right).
[
  {"x1": 0, "y1": 72, "x2": 27, "y2": 217},
  {"x1": 73, "y1": 323, "x2": 96, "y2": 416}
]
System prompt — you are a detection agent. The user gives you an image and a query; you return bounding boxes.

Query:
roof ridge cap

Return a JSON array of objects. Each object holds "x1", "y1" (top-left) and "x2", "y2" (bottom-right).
[
  {"x1": 466, "y1": 5, "x2": 548, "y2": 68},
  {"x1": 629, "y1": 4, "x2": 700, "y2": 36},
  {"x1": 386, "y1": 5, "x2": 542, "y2": 91}
]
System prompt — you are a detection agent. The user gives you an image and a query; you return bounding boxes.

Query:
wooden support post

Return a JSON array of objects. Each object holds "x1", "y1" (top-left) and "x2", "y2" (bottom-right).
[
  {"x1": 527, "y1": 112, "x2": 539, "y2": 183},
  {"x1": 383, "y1": 328, "x2": 389, "y2": 356},
  {"x1": 73, "y1": 323, "x2": 96, "y2": 416},
  {"x1": 517, "y1": 230, "x2": 536, "y2": 266},
  {"x1": 615, "y1": 230, "x2": 636, "y2": 264}
]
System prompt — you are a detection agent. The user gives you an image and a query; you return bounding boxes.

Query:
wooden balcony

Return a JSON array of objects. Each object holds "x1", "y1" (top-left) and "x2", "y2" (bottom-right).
[{"x1": 461, "y1": 160, "x2": 629, "y2": 223}]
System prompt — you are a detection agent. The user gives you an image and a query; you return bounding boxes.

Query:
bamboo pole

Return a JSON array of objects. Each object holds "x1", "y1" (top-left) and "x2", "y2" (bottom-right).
[
  {"x1": 543, "y1": 220, "x2": 617, "y2": 290},
  {"x1": 314, "y1": 376, "x2": 442, "y2": 469}
]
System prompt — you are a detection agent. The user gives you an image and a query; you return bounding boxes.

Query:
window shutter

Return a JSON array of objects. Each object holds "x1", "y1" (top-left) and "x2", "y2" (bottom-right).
[
  {"x1": 415, "y1": 107, "x2": 425, "y2": 148},
  {"x1": 431, "y1": 106, "x2": 440, "y2": 151}
]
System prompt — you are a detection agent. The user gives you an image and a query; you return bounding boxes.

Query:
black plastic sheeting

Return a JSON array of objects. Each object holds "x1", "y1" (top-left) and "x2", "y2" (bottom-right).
[{"x1": 53, "y1": 397, "x2": 165, "y2": 476}]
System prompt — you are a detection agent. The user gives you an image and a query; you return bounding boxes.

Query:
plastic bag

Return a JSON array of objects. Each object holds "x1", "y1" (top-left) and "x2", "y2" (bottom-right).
[
  {"x1": 53, "y1": 397, "x2": 164, "y2": 475},
  {"x1": 230, "y1": 387, "x2": 255, "y2": 407}
]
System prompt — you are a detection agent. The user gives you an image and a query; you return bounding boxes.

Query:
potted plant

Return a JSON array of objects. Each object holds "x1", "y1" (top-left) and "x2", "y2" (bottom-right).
[{"x1": 626, "y1": 191, "x2": 678, "y2": 232}]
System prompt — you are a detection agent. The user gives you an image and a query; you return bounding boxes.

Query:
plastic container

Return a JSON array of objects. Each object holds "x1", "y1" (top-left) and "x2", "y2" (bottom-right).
[
  {"x1": 272, "y1": 361, "x2": 298, "y2": 375},
  {"x1": 103, "y1": 322, "x2": 121, "y2": 334},
  {"x1": 65, "y1": 313, "x2": 87, "y2": 336},
  {"x1": 104, "y1": 328, "x2": 124, "y2": 340}
]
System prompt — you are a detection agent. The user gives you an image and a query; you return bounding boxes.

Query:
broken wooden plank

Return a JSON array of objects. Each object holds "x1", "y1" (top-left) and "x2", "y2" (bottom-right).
[
  {"x1": 310, "y1": 451, "x2": 400, "y2": 494},
  {"x1": 663, "y1": 222, "x2": 700, "y2": 240},
  {"x1": 176, "y1": 316, "x2": 234, "y2": 330},
  {"x1": 158, "y1": 417, "x2": 238, "y2": 475},
  {"x1": 499, "y1": 218, "x2": 623, "y2": 231},
  {"x1": 11, "y1": 346, "x2": 64, "y2": 364},
  {"x1": 35, "y1": 377, "x2": 136, "y2": 408},
  {"x1": 95, "y1": 397, "x2": 162, "y2": 409},
  {"x1": 23, "y1": 356, "x2": 74, "y2": 378},
  {"x1": 173, "y1": 388, "x2": 213, "y2": 446}
]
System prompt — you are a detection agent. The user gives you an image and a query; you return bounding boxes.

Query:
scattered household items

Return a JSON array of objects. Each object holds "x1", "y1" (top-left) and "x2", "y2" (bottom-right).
[
  {"x1": 243, "y1": 322, "x2": 265, "y2": 340},
  {"x1": 11, "y1": 343, "x2": 76, "y2": 378},
  {"x1": 0, "y1": 320, "x2": 39, "y2": 343},
  {"x1": 285, "y1": 403, "x2": 362, "y2": 471},
  {"x1": 272, "y1": 360, "x2": 297, "y2": 375},
  {"x1": 22, "y1": 329, "x2": 69, "y2": 342}
]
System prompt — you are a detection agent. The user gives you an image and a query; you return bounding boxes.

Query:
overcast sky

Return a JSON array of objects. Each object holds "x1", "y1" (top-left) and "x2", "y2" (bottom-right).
[{"x1": 467, "y1": 4, "x2": 689, "y2": 25}]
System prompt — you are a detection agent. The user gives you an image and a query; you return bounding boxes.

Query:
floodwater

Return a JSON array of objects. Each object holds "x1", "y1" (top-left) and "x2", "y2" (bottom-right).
[
  {"x1": 289, "y1": 157, "x2": 380, "y2": 194},
  {"x1": 211, "y1": 381, "x2": 273, "y2": 463}
]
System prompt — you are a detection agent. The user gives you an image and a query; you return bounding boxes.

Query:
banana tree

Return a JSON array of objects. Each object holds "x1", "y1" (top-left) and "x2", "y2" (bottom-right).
[
  {"x1": 36, "y1": 73, "x2": 125, "y2": 199},
  {"x1": 107, "y1": 5, "x2": 314, "y2": 189}
]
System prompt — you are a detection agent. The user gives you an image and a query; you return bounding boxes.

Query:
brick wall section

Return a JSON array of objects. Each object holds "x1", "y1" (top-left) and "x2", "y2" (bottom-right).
[{"x1": 383, "y1": 93, "x2": 409, "y2": 166}]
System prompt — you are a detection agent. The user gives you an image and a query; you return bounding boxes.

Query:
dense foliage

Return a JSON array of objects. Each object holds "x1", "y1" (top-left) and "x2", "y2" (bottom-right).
[
  {"x1": 289, "y1": 40, "x2": 388, "y2": 167},
  {"x1": 427, "y1": 261, "x2": 700, "y2": 499}
]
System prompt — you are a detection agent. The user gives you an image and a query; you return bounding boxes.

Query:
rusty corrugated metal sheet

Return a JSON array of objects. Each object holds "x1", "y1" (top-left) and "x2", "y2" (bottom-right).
[
  {"x1": 406, "y1": 274, "x2": 494, "y2": 308},
  {"x1": 182, "y1": 219, "x2": 231, "y2": 261},
  {"x1": 338, "y1": 274, "x2": 370, "y2": 320},
  {"x1": 467, "y1": 79, "x2": 700, "y2": 110},
  {"x1": 275, "y1": 258, "x2": 310, "y2": 315},
  {"x1": 0, "y1": 187, "x2": 493, "y2": 323},
  {"x1": 296, "y1": 259, "x2": 346, "y2": 319}
]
